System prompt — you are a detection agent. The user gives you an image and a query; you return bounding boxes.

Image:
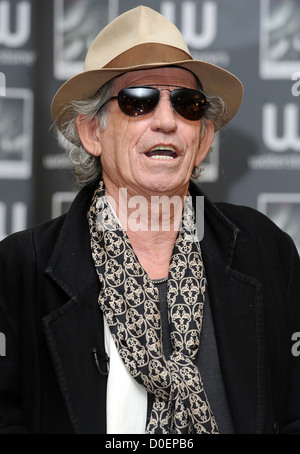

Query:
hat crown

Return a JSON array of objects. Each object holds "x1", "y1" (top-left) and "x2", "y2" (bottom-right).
[
  {"x1": 51, "y1": 6, "x2": 243, "y2": 134},
  {"x1": 85, "y1": 6, "x2": 191, "y2": 71}
]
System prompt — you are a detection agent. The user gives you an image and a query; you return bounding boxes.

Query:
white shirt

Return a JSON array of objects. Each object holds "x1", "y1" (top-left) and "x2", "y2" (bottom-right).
[{"x1": 103, "y1": 317, "x2": 148, "y2": 434}]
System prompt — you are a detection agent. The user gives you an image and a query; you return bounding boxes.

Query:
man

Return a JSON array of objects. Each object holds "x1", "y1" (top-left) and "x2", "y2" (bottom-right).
[{"x1": 0, "y1": 6, "x2": 299, "y2": 434}]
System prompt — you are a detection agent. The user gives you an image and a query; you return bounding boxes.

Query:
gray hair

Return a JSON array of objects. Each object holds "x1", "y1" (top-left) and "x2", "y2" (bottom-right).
[{"x1": 55, "y1": 78, "x2": 227, "y2": 187}]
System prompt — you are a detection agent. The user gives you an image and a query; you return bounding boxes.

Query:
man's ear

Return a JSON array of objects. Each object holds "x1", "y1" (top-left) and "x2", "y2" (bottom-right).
[
  {"x1": 195, "y1": 119, "x2": 215, "y2": 166},
  {"x1": 76, "y1": 114, "x2": 102, "y2": 157}
]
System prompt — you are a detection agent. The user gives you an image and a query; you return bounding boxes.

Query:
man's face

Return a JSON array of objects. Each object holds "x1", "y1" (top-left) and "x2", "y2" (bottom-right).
[{"x1": 92, "y1": 67, "x2": 213, "y2": 198}]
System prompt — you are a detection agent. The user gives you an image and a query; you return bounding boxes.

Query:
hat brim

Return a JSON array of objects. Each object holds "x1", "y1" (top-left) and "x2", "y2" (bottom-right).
[{"x1": 51, "y1": 59, "x2": 243, "y2": 131}]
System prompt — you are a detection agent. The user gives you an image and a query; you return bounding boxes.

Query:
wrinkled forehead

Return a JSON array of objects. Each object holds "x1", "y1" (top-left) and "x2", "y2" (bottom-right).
[{"x1": 113, "y1": 67, "x2": 200, "y2": 92}]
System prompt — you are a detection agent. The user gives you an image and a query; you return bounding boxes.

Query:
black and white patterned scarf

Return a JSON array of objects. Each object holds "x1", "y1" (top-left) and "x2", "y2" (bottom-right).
[{"x1": 88, "y1": 180, "x2": 218, "y2": 434}]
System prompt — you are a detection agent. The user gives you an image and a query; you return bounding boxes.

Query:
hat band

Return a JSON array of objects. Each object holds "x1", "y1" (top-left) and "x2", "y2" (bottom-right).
[{"x1": 103, "y1": 43, "x2": 192, "y2": 69}]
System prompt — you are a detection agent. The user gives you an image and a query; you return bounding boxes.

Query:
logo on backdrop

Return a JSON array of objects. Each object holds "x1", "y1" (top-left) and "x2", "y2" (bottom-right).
[
  {"x1": 0, "y1": 88, "x2": 33, "y2": 179},
  {"x1": 257, "y1": 192, "x2": 300, "y2": 256},
  {"x1": 162, "y1": 0, "x2": 217, "y2": 48},
  {"x1": 262, "y1": 103, "x2": 300, "y2": 152},
  {"x1": 51, "y1": 191, "x2": 76, "y2": 218},
  {"x1": 259, "y1": 0, "x2": 300, "y2": 79},
  {"x1": 0, "y1": 1, "x2": 31, "y2": 47},
  {"x1": 0, "y1": 201, "x2": 27, "y2": 241},
  {"x1": 248, "y1": 72, "x2": 300, "y2": 170},
  {"x1": 53, "y1": 0, "x2": 113, "y2": 80},
  {"x1": 0, "y1": 0, "x2": 36, "y2": 66}
]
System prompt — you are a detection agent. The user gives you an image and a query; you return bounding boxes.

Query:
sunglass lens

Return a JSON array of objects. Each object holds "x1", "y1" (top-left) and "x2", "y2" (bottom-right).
[
  {"x1": 171, "y1": 89, "x2": 207, "y2": 121},
  {"x1": 118, "y1": 87, "x2": 159, "y2": 116}
]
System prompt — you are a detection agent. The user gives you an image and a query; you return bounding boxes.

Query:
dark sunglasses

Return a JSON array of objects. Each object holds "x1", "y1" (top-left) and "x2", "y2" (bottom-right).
[{"x1": 102, "y1": 85, "x2": 209, "y2": 121}]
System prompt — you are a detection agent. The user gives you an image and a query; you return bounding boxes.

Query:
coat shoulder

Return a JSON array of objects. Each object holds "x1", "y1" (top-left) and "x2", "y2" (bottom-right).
[
  {"x1": 0, "y1": 214, "x2": 67, "y2": 268},
  {"x1": 215, "y1": 202, "x2": 299, "y2": 275},
  {"x1": 216, "y1": 202, "x2": 292, "y2": 245}
]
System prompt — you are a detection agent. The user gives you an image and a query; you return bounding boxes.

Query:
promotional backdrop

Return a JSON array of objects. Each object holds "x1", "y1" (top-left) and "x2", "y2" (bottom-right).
[{"x1": 0, "y1": 0, "x2": 299, "y2": 253}]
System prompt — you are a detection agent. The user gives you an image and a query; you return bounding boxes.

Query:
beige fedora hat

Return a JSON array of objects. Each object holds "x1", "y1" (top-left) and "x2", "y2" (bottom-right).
[{"x1": 51, "y1": 5, "x2": 243, "y2": 132}]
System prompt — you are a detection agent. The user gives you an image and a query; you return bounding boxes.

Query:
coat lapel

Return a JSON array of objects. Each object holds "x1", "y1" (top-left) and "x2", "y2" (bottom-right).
[
  {"x1": 42, "y1": 184, "x2": 108, "y2": 434},
  {"x1": 42, "y1": 283, "x2": 107, "y2": 434},
  {"x1": 196, "y1": 182, "x2": 266, "y2": 434},
  {"x1": 203, "y1": 253, "x2": 265, "y2": 433}
]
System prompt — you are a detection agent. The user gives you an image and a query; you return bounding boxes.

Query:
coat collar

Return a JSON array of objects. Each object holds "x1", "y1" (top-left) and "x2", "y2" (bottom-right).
[
  {"x1": 44, "y1": 183, "x2": 98, "y2": 299},
  {"x1": 43, "y1": 183, "x2": 108, "y2": 434},
  {"x1": 192, "y1": 182, "x2": 265, "y2": 433},
  {"x1": 43, "y1": 181, "x2": 266, "y2": 434}
]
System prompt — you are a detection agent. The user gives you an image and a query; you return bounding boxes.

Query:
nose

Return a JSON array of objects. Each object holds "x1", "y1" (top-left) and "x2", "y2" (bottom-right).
[{"x1": 150, "y1": 90, "x2": 178, "y2": 133}]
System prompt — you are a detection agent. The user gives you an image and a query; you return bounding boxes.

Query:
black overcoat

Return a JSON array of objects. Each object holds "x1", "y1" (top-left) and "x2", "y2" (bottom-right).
[{"x1": 0, "y1": 181, "x2": 300, "y2": 434}]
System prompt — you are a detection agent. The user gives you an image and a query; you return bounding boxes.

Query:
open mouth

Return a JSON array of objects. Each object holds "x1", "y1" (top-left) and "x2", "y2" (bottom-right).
[{"x1": 145, "y1": 145, "x2": 178, "y2": 160}]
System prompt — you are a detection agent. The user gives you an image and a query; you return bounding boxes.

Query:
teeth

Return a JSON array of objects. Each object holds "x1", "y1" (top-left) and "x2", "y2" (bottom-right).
[
  {"x1": 146, "y1": 145, "x2": 178, "y2": 160},
  {"x1": 151, "y1": 145, "x2": 176, "y2": 152},
  {"x1": 150, "y1": 155, "x2": 174, "y2": 160}
]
